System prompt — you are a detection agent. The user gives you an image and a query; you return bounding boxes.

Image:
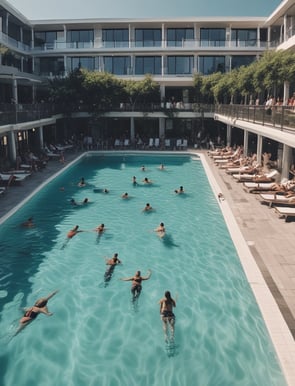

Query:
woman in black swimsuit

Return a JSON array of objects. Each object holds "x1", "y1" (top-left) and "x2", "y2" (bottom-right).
[
  {"x1": 120, "y1": 270, "x2": 152, "y2": 300},
  {"x1": 159, "y1": 291, "x2": 176, "y2": 341},
  {"x1": 17, "y1": 290, "x2": 58, "y2": 334}
]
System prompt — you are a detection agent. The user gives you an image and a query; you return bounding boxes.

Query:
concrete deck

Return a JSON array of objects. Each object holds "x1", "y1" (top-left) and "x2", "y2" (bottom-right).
[{"x1": 1, "y1": 150, "x2": 295, "y2": 384}]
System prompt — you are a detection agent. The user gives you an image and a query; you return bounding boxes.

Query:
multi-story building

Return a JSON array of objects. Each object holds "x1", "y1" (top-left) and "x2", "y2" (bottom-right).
[{"x1": 0, "y1": 0, "x2": 295, "y2": 167}]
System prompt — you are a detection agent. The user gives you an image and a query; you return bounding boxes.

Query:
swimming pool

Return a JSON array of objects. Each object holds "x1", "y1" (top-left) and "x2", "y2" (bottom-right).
[{"x1": 0, "y1": 153, "x2": 287, "y2": 386}]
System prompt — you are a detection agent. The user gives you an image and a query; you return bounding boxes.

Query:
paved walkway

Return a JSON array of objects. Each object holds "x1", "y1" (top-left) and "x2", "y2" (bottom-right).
[{"x1": 204, "y1": 152, "x2": 295, "y2": 339}]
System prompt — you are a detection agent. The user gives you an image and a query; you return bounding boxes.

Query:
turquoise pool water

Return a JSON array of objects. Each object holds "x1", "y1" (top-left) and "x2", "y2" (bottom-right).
[{"x1": 0, "y1": 153, "x2": 287, "y2": 386}]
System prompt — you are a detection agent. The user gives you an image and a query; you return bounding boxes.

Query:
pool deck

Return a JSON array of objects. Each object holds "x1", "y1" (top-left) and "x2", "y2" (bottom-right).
[{"x1": 1, "y1": 149, "x2": 295, "y2": 385}]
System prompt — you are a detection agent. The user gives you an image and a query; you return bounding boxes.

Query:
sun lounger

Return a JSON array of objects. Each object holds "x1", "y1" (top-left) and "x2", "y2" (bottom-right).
[
  {"x1": 274, "y1": 206, "x2": 295, "y2": 221},
  {"x1": 0, "y1": 173, "x2": 28, "y2": 185},
  {"x1": 232, "y1": 169, "x2": 278, "y2": 182},
  {"x1": 0, "y1": 187, "x2": 6, "y2": 195},
  {"x1": 226, "y1": 166, "x2": 257, "y2": 174},
  {"x1": 259, "y1": 193, "x2": 295, "y2": 208},
  {"x1": 243, "y1": 182, "x2": 276, "y2": 193}
]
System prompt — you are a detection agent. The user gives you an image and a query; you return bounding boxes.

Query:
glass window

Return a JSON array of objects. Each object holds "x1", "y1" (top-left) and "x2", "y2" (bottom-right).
[
  {"x1": 200, "y1": 28, "x2": 225, "y2": 47},
  {"x1": 231, "y1": 29, "x2": 257, "y2": 47},
  {"x1": 167, "y1": 28, "x2": 194, "y2": 46},
  {"x1": 135, "y1": 56, "x2": 161, "y2": 75},
  {"x1": 103, "y1": 56, "x2": 131, "y2": 75},
  {"x1": 198, "y1": 56, "x2": 225, "y2": 75},
  {"x1": 135, "y1": 29, "x2": 162, "y2": 47},
  {"x1": 167, "y1": 56, "x2": 193, "y2": 75},
  {"x1": 39, "y1": 57, "x2": 64, "y2": 75},
  {"x1": 102, "y1": 29, "x2": 129, "y2": 47},
  {"x1": 231, "y1": 55, "x2": 256, "y2": 69},
  {"x1": 69, "y1": 57, "x2": 95, "y2": 71},
  {"x1": 67, "y1": 30, "x2": 94, "y2": 42},
  {"x1": 34, "y1": 31, "x2": 61, "y2": 48}
]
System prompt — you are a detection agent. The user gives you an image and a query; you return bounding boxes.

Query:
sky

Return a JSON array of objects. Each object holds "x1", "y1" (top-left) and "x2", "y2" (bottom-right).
[{"x1": 7, "y1": 0, "x2": 281, "y2": 20}]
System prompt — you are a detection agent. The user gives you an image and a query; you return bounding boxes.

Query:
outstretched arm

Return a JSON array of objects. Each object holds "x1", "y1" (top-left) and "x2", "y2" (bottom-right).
[
  {"x1": 45, "y1": 290, "x2": 58, "y2": 301},
  {"x1": 120, "y1": 277, "x2": 133, "y2": 281}
]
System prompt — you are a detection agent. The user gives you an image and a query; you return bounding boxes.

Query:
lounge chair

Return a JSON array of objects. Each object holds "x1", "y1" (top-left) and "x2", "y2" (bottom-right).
[
  {"x1": 0, "y1": 187, "x2": 6, "y2": 195},
  {"x1": 232, "y1": 169, "x2": 278, "y2": 182},
  {"x1": 176, "y1": 139, "x2": 182, "y2": 149},
  {"x1": 226, "y1": 165, "x2": 259, "y2": 175},
  {"x1": 154, "y1": 138, "x2": 160, "y2": 148},
  {"x1": 274, "y1": 206, "x2": 295, "y2": 221},
  {"x1": 181, "y1": 139, "x2": 188, "y2": 149},
  {"x1": 148, "y1": 138, "x2": 154, "y2": 148},
  {"x1": 165, "y1": 139, "x2": 171, "y2": 149},
  {"x1": 123, "y1": 139, "x2": 130, "y2": 147},
  {"x1": 243, "y1": 182, "x2": 276, "y2": 193},
  {"x1": 0, "y1": 173, "x2": 28, "y2": 185},
  {"x1": 259, "y1": 193, "x2": 295, "y2": 208}
]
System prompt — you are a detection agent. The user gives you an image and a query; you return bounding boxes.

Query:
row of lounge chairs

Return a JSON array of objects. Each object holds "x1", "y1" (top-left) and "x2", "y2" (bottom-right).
[{"x1": 208, "y1": 147, "x2": 295, "y2": 221}]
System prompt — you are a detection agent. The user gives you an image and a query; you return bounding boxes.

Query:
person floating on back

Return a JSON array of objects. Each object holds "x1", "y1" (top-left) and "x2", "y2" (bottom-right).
[
  {"x1": 120, "y1": 270, "x2": 152, "y2": 302},
  {"x1": 174, "y1": 186, "x2": 184, "y2": 194}
]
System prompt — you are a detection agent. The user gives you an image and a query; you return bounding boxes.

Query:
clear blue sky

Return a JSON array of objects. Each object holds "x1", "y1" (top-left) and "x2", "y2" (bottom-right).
[{"x1": 8, "y1": 0, "x2": 281, "y2": 19}]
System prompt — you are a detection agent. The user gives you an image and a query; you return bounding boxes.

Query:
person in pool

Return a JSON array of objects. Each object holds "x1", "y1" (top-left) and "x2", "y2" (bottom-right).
[
  {"x1": 104, "y1": 253, "x2": 122, "y2": 286},
  {"x1": 159, "y1": 290, "x2": 176, "y2": 342},
  {"x1": 78, "y1": 177, "x2": 86, "y2": 187},
  {"x1": 132, "y1": 176, "x2": 137, "y2": 185},
  {"x1": 21, "y1": 217, "x2": 34, "y2": 227},
  {"x1": 174, "y1": 186, "x2": 184, "y2": 194},
  {"x1": 143, "y1": 177, "x2": 152, "y2": 184},
  {"x1": 95, "y1": 223, "x2": 105, "y2": 234},
  {"x1": 120, "y1": 270, "x2": 152, "y2": 301},
  {"x1": 154, "y1": 222, "x2": 165, "y2": 238},
  {"x1": 121, "y1": 192, "x2": 129, "y2": 199},
  {"x1": 17, "y1": 290, "x2": 58, "y2": 334},
  {"x1": 142, "y1": 203, "x2": 153, "y2": 212},
  {"x1": 67, "y1": 225, "x2": 83, "y2": 238}
]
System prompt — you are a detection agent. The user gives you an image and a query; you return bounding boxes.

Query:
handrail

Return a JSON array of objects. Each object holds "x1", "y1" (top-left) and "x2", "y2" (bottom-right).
[{"x1": 215, "y1": 104, "x2": 295, "y2": 132}]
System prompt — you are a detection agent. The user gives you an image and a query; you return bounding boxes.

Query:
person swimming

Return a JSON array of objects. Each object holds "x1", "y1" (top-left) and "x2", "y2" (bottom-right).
[
  {"x1": 120, "y1": 270, "x2": 152, "y2": 301},
  {"x1": 159, "y1": 290, "x2": 176, "y2": 342},
  {"x1": 132, "y1": 176, "x2": 137, "y2": 185},
  {"x1": 121, "y1": 192, "x2": 129, "y2": 199},
  {"x1": 174, "y1": 186, "x2": 184, "y2": 194},
  {"x1": 104, "y1": 253, "x2": 121, "y2": 286},
  {"x1": 142, "y1": 203, "x2": 153, "y2": 212},
  {"x1": 78, "y1": 177, "x2": 86, "y2": 187},
  {"x1": 143, "y1": 177, "x2": 152, "y2": 184},
  {"x1": 95, "y1": 223, "x2": 105, "y2": 234},
  {"x1": 154, "y1": 222, "x2": 165, "y2": 238},
  {"x1": 21, "y1": 217, "x2": 34, "y2": 227},
  {"x1": 67, "y1": 225, "x2": 83, "y2": 238},
  {"x1": 16, "y1": 290, "x2": 58, "y2": 334}
]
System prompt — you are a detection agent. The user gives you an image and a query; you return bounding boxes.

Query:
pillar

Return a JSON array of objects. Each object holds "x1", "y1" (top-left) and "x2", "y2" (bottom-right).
[
  {"x1": 159, "y1": 117, "x2": 165, "y2": 139},
  {"x1": 12, "y1": 77, "x2": 18, "y2": 104},
  {"x1": 256, "y1": 134, "x2": 263, "y2": 167},
  {"x1": 8, "y1": 130, "x2": 17, "y2": 164},
  {"x1": 283, "y1": 81, "x2": 290, "y2": 106},
  {"x1": 38, "y1": 126, "x2": 44, "y2": 149},
  {"x1": 281, "y1": 144, "x2": 292, "y2": 180},
  {"x1": 130, "y1": 117, "x2": 135, "y2": 141},
  {"x1": 226, "y1": 124, "x2": 231, "y2": 147},
  {"x1": 243, "y1": 130, "x2": 249, "y2": 157}
]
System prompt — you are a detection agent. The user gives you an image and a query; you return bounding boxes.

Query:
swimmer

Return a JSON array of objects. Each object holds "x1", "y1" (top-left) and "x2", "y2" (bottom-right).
[
  {"x1": 132, "y1": 176, "x2": 137, "y2": 185},
  {"x1": 159, "y1": 291, "x2": 176, "y2": 342},
  {"x1": 121, "y1": 192, "x2": 129, "y2": 199},
  {"x1": 82, "y1": 198, "x2": 89, "y2": 204},
  {"x1": 143, "y1": 177, "x2": 152, "y2": 184},
  {"x1": 95, "y1": 223, "x2": 105, "y2": 234},
  {"x1": 154, "y1": 222, "x2": 165, "y2": 238},
  {"x1": 103, "y1": 188, "x2": 109, "y2": 193},
  {"x1": 141, "y1": 165, "x2": 145, "y2": 171},
  {"x1": 21, "y1": 217, "x2": 34, "y2": 228},
  {"x1": 174, "y1": 186, "x2": 184, "y2": 194},
  {"x1": 105, "y1": 253, "x2": 121, "y2": 265},
  {"x1": 67, "y1": 225, "x2": 83, "y2": 238},
  {"x1": 120, "y1": 270, "x2": 152, "y2": 301},
  {"x1": 70, "y1": 198, "x2": 78, "y2": 206},
  {"x1": 78, "y1": 177, "x2": 86, "y2": 187},
  {"x1": 16, "y1": 290, "x2": 58, "y2": 335},
  {"x1": 142, "y1": 203, "x2": 153, "y2": 212},
  {"x1": 159, "y1": 164, "x2": 165, "y2": 170}
]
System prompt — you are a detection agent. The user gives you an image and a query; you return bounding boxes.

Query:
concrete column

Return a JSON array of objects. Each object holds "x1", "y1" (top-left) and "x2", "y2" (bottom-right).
[
  {"x1": 243, "y1": 130, "x2": 249, "y2": 157},
  {"x1": 257, "y1": 27, "x2": 260, "y2": 48},
  {"x1": 159, "y1": 117, "x2": 165, "y2": 138},
  {"x1": 162, "y1": 23, "x2": 165, "y2": 48},
  {"x1": 256, "y1": 135, "x2": 263, "y2": 167},
  {"x1": 130, "y1": 117, "x2": 135, "y2": 141},
  {"x1": 283, "y1": 81, "x2": 290, "y2": 105},
  {"x1": 8, "y1": 130, "x2": 17, "y2": 164},
  {"x1": 12, "y1": 77, "x2": 18, "y2": 104},
  {"x1": 226, "y1": 124, "x2": 231, "y2": 147},
  {"x1": 281, "y1": 144, "x2": 292, "y2": 180},
  {"x1": 284, "y1": 14, "x2": 287, "y2": 42},
  {"x1": 38, "y1": 126, "x2": 44, "y2": 149}
]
